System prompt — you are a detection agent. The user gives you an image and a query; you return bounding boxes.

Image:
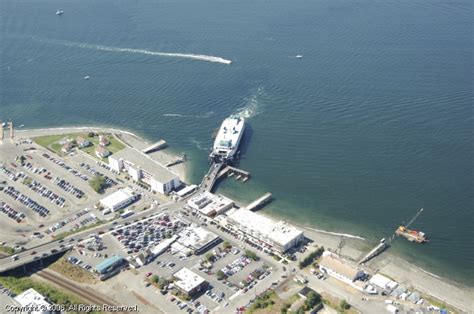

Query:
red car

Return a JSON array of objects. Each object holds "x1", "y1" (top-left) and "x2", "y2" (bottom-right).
[
  {"x1": 30, "y1": 251, "x2": 37, "y2": 255},
  {"x1": 146, "y1": 272, "x2": 152, "y2": 277}
]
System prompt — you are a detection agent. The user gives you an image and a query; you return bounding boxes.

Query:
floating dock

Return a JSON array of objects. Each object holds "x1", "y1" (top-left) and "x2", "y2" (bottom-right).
[
  {"x1": 217, "y1": 166, "x2": 250, "y2": 182},
  {"x1": 245, "y1": 192, "x2": 272, "y2": 212},
  {"x1": 142, "y1": 140, "x2": 167, "y2": 154}
]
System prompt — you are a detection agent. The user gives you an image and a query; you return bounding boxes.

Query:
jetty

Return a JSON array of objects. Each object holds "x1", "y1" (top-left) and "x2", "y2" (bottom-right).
[
  {"x1": 142, "y1": 140, "x2": 167, "y2": 154},
  {"x1": 245, "y1": 192, "x2": 272, "y2": 212}
]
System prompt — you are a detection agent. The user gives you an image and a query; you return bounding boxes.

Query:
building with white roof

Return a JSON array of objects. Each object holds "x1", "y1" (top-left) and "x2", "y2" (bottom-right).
[
  {"x1": 108, "y1": 147, "x2": 181, "y2": 195},
  {"x1": 173, "y1": 267, "x2": 208, "y2": 296},
  {"x1": 14, "y1": 288, "x2": 52, "y2": 314},
  {"x1": 369, "y1": 273, "x2": 399, "y2": 292},
  {"x1": 187, "y1": 192, "x2": 234, "y2": 216},
  {"x1": 100, "y1": 188, "x2": 136, "y2": 212},
  {"x1": 176, "y1": 225, "x2": 220, "y2": 255},
  {"x1": 225, "y1": 208, "x2": 304, "y2": 252},
  {"x1": 318, "y1": 251, "x2": 365, "y2": 289}
]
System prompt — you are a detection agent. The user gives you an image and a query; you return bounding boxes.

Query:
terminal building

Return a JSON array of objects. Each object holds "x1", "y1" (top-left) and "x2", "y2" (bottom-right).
[
  {"x1": 99, "y1": 188, "x2": 137, "y2": 212},
  {"x1": 108, "y1": 147, "x2": 181, "y2": 195},
  {"x1": 187, "y1": 192, "x2": 234, "y2": 216},
  {"x1": 173, "y1": 267, "x2": 208, "y2": 297},
  {"x1": 318, "y1": 251, "x2": 365, "y2": 289},
  {"x1": 224, "y1": 208, "x2": 304, "y2": 253},
  {"x1": 175, "y1": 225, "x2": 221, "y2": 255}
]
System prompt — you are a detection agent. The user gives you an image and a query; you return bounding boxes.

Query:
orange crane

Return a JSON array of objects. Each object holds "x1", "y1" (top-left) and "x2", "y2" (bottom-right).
[{"x1": 395, "y1": 208, "x2": 428, "y2": 243}]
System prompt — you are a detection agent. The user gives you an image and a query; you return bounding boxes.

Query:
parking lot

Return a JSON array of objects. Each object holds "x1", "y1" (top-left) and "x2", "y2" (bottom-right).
[{"x1": 0, "y1": 140, "x2": 129, "y2": 248}]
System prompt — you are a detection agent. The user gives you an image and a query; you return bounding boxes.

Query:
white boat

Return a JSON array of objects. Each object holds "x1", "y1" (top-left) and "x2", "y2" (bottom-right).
[
  {"x1": 84, "y1": 76, "x2": 91, "y2": 80},
  {"x1": 210, "y1": 116, "x2": 245, "y2": 162},
  {"x1": 56, "y1": 10, "x2": 64, "y2": 15},
  {"x1": 295, "y1": 55, "x2": 303, "y2": 59}
]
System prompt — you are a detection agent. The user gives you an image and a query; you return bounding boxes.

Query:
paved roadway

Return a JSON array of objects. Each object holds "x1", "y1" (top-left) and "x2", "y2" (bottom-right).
[{"x1": 0, "y1": 200, "x2": 177, "y2": 272}]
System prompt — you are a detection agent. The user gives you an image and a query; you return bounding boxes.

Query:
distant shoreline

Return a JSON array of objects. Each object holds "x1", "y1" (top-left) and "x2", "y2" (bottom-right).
[{"x1": 14, "y1": 125, "x2": 474, "y2": 311}]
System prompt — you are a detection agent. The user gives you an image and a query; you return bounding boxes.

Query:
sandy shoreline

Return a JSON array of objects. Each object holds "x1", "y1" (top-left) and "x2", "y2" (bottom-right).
[{"x1": 14, "y1": 126, "x2": 473, "y2": 312}]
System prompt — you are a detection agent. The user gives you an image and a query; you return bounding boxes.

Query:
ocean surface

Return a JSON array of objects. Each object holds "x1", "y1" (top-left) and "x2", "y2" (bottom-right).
[{"x1": 1, "y1": 0, "x2": 473, "y2": 285}]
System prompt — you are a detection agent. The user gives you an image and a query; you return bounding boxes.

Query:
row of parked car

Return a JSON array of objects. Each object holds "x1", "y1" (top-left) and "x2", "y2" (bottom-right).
[
  {"x1": 220, "y1": 255, "x2": 253, "y2": 277},
  {"x1": 53, "y1": 177, "x2": 85, "y2": 199},
  {"x1": 0, "y1": 201, "x2": 25, "y2": 223},
  {"x1": 0, "y1": 165, "x2": 21, "y2": 182},
  {"x1": 42, "y1": 153, "x2": 89, "y2": 181},
  {"x1": 67, "y1": 255, "x2": 93, "y2": 272},
  {"x1": 3, "y1": 186, "x2": 50, "y2": 217},
  {"x1": 26, "y1": 179, "x2": 67, "y2": 207},
  {"x1": 112, "y1": 215, "x2": 185, "y2": 255},
  {"x1": 80, "y1": 162, "x2": 117, "y2": 187}
]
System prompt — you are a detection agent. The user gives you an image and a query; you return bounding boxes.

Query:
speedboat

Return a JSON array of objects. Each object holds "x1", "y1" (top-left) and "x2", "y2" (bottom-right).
[
  {"x1": 295, "y1": 55, "x2": 303, "y2": 59},
  {"x1": 84, "y1": 76, "x2": 91, "y2": 80},
  {"x1": 56, "y1": 10, "x2": 64, "y2": 15}
]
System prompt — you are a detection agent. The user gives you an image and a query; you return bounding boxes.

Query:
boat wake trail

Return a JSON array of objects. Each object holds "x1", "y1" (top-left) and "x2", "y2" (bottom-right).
[
  {"x1": 307, "y1": 227, "x2": 366, "y2": 241},
  {"x1": 163, "y1": 111, "x2": 214, "y2": 119},
  {"x1": 42, "y1": 39, "x2": 232, "y2": 65},
  {"x1": 234, "y1": 86, "x2": 265, "y2": 119},
  {"x1": 189, "y1": 138, "x2": 209, "y2": 151}
]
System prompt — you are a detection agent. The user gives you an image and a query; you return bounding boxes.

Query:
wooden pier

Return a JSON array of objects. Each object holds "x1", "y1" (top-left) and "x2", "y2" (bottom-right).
[{"x1": 245, "y1": 192, "x2": 272, "y2": 212}]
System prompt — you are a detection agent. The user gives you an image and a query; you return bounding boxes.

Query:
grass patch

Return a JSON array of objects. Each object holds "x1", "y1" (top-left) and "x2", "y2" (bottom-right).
[
  {"x1": 0, "y1": 274, "x2": 103, "y2": 314},
  {"x1": 49, "y1": 256, "x2": 98, "y2": 284},
  {"x1": 80, "y1": 133, "x2": 125, "y2": 162},
  {"x1": 0, "y1": 245, "x2": 15, "y2": 255},
  {"x1": 423, "y1": 295, "x2": 459, "y2": 314},
  {"x1": 33, "y1": 134, "x2": 69, "y2": 148},
  {"x1": 246, "y1": 291, "x2": 283, "y2": 314},
  {"x1": 321, "y1": 292, "x2": 357, "y2": 314},
  {"x1": 55, "y1": 220, "x2": 104, "y2": 240}
]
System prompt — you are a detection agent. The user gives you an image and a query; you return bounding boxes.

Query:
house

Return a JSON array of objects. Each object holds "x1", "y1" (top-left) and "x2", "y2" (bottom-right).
[
  {"x1": 76, "y1": 136, "x2": 91, "y2": 148},
  {"x1": 61, "y1": 142, "x2": 73, "y2": 153},
  {"x1": 99, "y1": 135, "x2": 110, "y2": 147},
  {"x1": 96, "y1": 146, "x2": 110, "y2": 158}
]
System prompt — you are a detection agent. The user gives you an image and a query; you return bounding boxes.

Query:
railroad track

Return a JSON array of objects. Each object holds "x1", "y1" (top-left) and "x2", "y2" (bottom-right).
[{"x1": 35, "y1": 269, "x2": 121, "y2": 310}]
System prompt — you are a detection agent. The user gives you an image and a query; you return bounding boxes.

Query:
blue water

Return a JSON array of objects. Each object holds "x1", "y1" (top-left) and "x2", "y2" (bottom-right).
[{"x1": 1, "y1": 0, "x2": 473, "y2": 285}]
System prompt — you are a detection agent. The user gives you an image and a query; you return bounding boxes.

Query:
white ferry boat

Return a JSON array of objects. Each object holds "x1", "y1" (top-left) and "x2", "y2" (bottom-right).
[{"x1": 210, "y1": 116, "x2": 245, "y2": 162}]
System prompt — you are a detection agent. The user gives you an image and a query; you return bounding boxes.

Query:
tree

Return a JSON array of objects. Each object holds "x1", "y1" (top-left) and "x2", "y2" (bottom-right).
[
  {"x1": 245, "y1": 250, "x2": 259, "y2": 261},
  {"x1": 340, "y1": 300, "x2": 351, "y2": 310},
  {"x1": 89, "y1": 175, "x2": 107, "y2": 193},
  {"x1": 223, "y1": 241, "x2": 232, "y2": 250},
  {"x1": 304, "y1": 291, "x2": 322, "y2": 310},
  {"x1": 150, "y1": 275, "x2": 159, "y2": 284},
  {"x1": 205, "y1": 252, "x2": 214, "y2": 262},
  {"x1": 217, "y1": 270, "x2": 226, "y2": 280}
]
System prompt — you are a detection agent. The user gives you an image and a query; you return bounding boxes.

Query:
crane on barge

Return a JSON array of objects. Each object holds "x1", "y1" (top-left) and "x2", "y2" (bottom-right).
[{"x1": 395, "y1": 208, "x2": 428, "y2": 243}]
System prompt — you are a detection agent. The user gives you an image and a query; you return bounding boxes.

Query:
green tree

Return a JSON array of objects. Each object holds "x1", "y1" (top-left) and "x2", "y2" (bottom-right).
[
  {"x1": 223, "y1": 241, "x2": 232, "y2": 250},
  {"x1": 150, "y1": 275, "x2": 159, "y2": 284},
  {"x1": 245, "y1": 250, "x2": 259, "y2": 261},
  {"x1": 205, "y1": 252, "x2": 214, "y2": 262},
  {"x1": 340, "y1": 300, "x2": 351, "y2": 310},
  {"x1": 304, "y1": 291, "x2": 322, "y2": 310},
  {"x1": 89, "y1": 175, "x2": 107, "y2": 193},
  {"x1": 217, "y1": 270, "x2": 226, "y2": 280}
]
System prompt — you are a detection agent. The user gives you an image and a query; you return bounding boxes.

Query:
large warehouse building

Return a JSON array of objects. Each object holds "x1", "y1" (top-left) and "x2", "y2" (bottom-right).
[
  {"x1": 108, "y1": 147, "x2": 181, "y2": 195},
  {"x1": 225, "y1": 208, "x2": 304, "y2": 253},
  {"x1": 100, "y1": 188, "x2": 136, "y2": 212}
]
